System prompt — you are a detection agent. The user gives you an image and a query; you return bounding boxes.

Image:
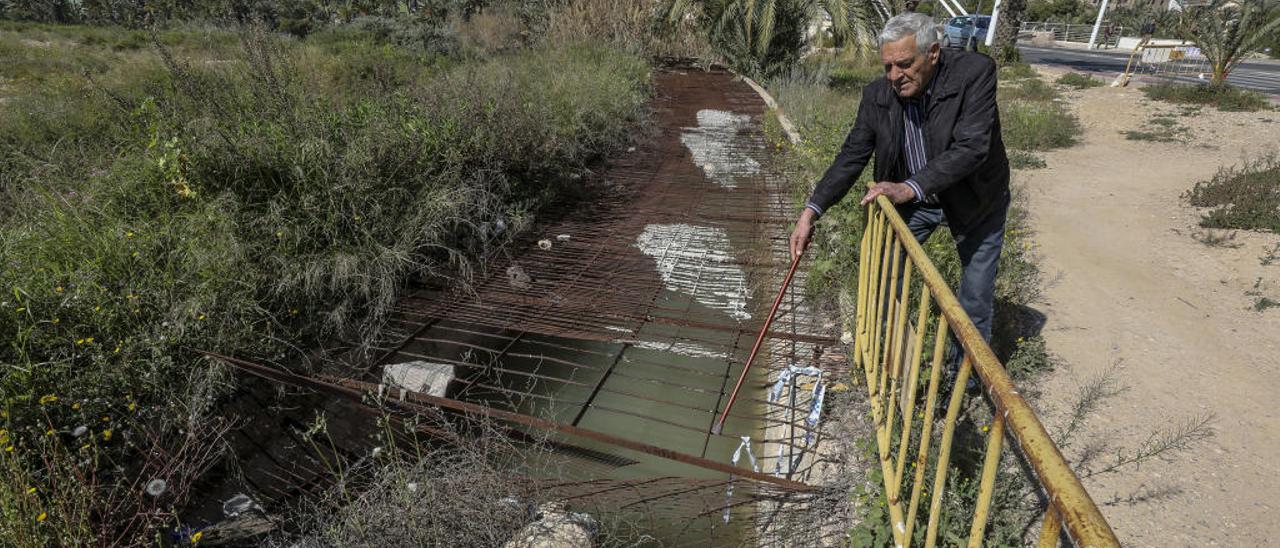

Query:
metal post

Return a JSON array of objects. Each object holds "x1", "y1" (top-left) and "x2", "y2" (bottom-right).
[
  {"x1": 1087, "y1": 0, "x2": 1111, "y2": 49},
  {"x1": 984, "y1": 0, "x2": 1003, "y2": 47},
  {"x1": 934, "y1": 0, "x2": 959, "y2": 18}
]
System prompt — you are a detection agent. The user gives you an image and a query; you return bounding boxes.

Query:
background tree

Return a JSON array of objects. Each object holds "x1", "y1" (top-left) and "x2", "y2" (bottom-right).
[
  {"x1": 665, "y1": 0, "x2": 889, "y2": 77},
  {"x1": 1175, "y1": 0, "x2": 1280, "y2": 86},
  {"x1": 991, "y1": 0, "x2": 1026, "y2": 64}
]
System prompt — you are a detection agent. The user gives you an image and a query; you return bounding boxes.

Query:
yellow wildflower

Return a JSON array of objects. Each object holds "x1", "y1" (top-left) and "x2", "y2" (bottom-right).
[
  {"x1": 37, "y1": 512, "x2": 47, "y2": 523},
  {"x1": 127, "y1": 402, "x2": 137, "y2": 412},
  {"x1": 101, "y1": 416, "x2": 110, "y2": 423},
  {"x1": 114, "y1": 345, "x2": 122, "y2": 354},
  {"x1": 101, "y1": 429, "x2": 112, "y2": 441},
  {"x1": 51, "y1": 318, "x2": 59, "y2": 325},
  {"x1": 191, "y1": 531, "x2": 203, "y2": 543},
  {"x1": 55, "y1": 286, "x2": 63, "y2": 294},
  {"x1": 85, "y1": 337, "x2": 94, "y2": 344},
  {"x1": 26, "y1": 487, "x2": 35, "y2": 495},
  {"x1": 39, "y1": 394, "x2": 57, "y2": 405},
  {"x1": 79, "y1": 444, "x2": 90, "y2": 451},
  {"x1": 76, "y1": 339, "x2": 85, "y2": 345},
  {"x1": 4, "y1": 446, "x2": 13, "y2": 453},
  {"x1": 72, "y1": 402, "x2": 80, "y2": 410},
  {"x1": 126, "y1": 231, "x2": 135, "y2": 238},
  {"x1": 45, "y1": 429, "x2": 55, "y2": 437},
  {"x1": 197, "y1": 314, "x2": 205, "y2": 321}
]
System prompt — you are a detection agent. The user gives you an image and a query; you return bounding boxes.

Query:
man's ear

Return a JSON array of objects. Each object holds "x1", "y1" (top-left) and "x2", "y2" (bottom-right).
[{"x1": 928, "y1": 42, "x2": 941, "y2": 64}]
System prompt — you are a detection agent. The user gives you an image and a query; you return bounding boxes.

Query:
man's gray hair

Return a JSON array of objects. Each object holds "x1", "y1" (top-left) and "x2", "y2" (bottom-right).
[{"x1": 878, "y1": 13, "x2": 943, "y2": 54}]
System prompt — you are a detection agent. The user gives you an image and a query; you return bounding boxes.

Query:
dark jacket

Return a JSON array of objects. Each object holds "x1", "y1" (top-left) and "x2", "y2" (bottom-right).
[{"x1": 807, "y1": 49, "x2": 1009, "y2": 233}]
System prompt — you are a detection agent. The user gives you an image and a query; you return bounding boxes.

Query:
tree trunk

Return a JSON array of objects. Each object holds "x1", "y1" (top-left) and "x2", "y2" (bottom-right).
[{"x1": 991, "y1": 0, "x2": 1026, "y2": 64}]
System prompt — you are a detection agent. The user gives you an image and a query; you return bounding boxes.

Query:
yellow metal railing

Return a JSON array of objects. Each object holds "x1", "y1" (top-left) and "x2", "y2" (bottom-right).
[{"x1": 851, "y1": 195, "x2": 1119, "y2": 547}]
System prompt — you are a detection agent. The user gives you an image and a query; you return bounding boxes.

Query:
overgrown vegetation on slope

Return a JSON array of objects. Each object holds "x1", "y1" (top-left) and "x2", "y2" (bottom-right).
[{"x1": 0, "y1": 13, "x2": 655, "y2": 544}]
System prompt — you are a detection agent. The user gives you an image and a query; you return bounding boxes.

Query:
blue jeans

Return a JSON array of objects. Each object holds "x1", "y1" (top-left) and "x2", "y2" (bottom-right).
[{"x1": 898, "y1": 193, "x2": 1009, "y2": 372}]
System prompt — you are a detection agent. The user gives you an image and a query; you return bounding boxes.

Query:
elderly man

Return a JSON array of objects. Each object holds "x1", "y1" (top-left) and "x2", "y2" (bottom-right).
[{"x1": 789, "y1": 13, "x2": 1010, "y2": 371}]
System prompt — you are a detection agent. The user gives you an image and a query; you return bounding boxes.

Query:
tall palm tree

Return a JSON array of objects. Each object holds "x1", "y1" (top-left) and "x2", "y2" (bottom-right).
[
  {"x1": 666, "y1": 0, "x2": 890, "y2": 76},
  {"x1": 1175, "y1": 0, "x2": 1280, "y2": 86}
]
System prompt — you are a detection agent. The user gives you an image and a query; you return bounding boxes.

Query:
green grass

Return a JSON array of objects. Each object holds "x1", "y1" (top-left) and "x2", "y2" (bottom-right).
[
  {"x1": 1185, "y1": 154, "x2": 1280, "y2": 232},
  {"x1": 1142, "y1": 81, "x2": 1273, "y2": 112},
  {"x1": 1008, "y1": 150, "x2": 1047, "y2": 170},
  {"x1": 1056, "y1": 72, "x2": 1103, "y2": 89},
  {"x1": 1002, "y1": 100, "x2": 1081, "y2": 151},
  {"x1": 1124, "y1": 116, "x2": 1190, "y2": 142},
  {"x1": 0, "y1": 22, "x2": 651, "y2": 546}
]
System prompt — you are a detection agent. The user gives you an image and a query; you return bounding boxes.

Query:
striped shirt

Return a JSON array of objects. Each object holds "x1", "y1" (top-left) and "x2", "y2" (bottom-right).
[{"x1": 902, "y1": 98, "x2": 938, "y2": 205}]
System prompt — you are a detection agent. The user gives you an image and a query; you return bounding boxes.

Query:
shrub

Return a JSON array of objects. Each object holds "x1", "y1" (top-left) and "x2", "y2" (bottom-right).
[
  {"x1": 1056, "y1": 72, "x2": 1102, "y2": 89},
  {"x1": 1001, "y1": 100, "x2": 1080, "y2": 151},
  {"x1": 1185, "y1": 153, "x2": 1280, "y2": 232},
  {"x1": 1142, "y1": 81, "x2": 1273, "y2": 112}
]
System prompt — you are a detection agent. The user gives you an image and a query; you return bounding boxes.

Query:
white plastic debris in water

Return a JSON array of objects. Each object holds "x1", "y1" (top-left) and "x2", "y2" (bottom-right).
[
  {"x1": 382, "y1": 361, "x2": 455, "y2": 397},
  {"x1": 537, "y1": 239, "x2": 553, "y2": 250},
  {"x1": 679, "y1": 109, "x2": 760, "y2": 189},
  {"x1": 635, "y1": 223, "x2": 751, "y2": 321},
  {"x1": 222, "y1": 493, "x2": 262, "y2": 518},
  {"x1": 556, "y1": 234, "x2": 571, "y2": 242}
]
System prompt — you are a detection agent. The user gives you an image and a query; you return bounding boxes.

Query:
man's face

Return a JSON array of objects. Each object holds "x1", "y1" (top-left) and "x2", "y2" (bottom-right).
[{"x1": 881, "y1": 34, "x2": 940, "y2": 98}]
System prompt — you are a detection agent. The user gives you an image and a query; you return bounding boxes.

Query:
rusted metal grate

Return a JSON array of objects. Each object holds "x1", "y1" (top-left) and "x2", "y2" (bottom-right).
[{"x1": 208, "y1": 65, "x2": 851, "y2": 545}]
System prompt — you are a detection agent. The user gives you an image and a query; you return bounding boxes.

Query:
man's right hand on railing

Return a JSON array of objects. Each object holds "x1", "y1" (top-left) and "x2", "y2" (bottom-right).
[{"x1": 789, "y1": 207, "x2": 817, "y2": 261}]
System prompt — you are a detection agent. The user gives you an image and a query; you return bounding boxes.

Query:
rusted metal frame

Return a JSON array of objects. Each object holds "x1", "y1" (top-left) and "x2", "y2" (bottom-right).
[
  {"x1": 883, "y1": 257, "x2": 915, "y2": 492},
  {"x1": 878, "y1": 241, "x2": 905, "y2": 410},
  {"x1": 968, "y1": 412, "x2": 1007, "y2": 547},
  {"x1": 389, "y1": 349, "x2": 594, "y2": 389},
  {"x1": 1037, "y1": 505, "x2": 1063, "y2": 547},
  {"x1": 417, "y1": 303, "x2": 839, "y2": 345},
  {"x1": 617, "y1": 480, "x2": 733, "y2": 510},
  {"x1": 924, "y1": 356, "x2": 973, "y2": 548},
  {"x1": 851, "y1": 206, "x2": 875, "y2": 382},
  {"x1": 572, "y1": 343, "x2": 629, "y2": 426},
  {"x1": 892, "y1": 289, "x2": 932, "y2": 507},
  {"x1": 394, "y1": 336, "x2": 812, "y2": 424},
  {"x1": 903, "y1": 316, "x2": 949, "y2": 544},
  {"x1": 412, "y1": 304, "x2": 839, "y2": 345},
  {"x1": 556, "y1": 476, "x2": 677, "y2": 503},
  {"x1": 873, "y1": 194, "x2": 1119, "y2": 547},
  {"x1": 200, "y1": 349, "x2": 814, "y2": 491},
  {"x1": 868, "y1": 220, "x2": 895, "y2": 395}
]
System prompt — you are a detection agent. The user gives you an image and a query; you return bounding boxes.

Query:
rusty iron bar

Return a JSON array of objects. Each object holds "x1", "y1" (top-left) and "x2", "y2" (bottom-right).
[
  {"x1": 198, "y1": 349, "x2": 814, "y2": 492},
  {"x1": 711, "y1": 250, "x2": 804, "y2": 436}
]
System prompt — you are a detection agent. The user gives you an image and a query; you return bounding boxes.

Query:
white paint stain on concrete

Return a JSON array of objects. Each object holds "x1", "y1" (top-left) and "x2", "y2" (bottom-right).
[
  {"x1": 635, "y1": 223, "x2": 751, "y2": 321},
  {"x1": 633, "y1": 340, "x2": 729, "y2": 360},
  {"x1": 680, "y1": 109, "x2": 759, "y2": 189}
]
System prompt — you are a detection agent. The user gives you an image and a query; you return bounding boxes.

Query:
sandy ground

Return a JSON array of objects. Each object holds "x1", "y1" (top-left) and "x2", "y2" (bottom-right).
[{"x1": 1020, "y1": 67, "x2": 1280, "y2": 546}]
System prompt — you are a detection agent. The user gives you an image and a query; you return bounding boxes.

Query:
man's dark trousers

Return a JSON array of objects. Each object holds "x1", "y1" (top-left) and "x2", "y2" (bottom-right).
[{"x1": 899, "y1": 191, "x2": 1010, "y2": 371}]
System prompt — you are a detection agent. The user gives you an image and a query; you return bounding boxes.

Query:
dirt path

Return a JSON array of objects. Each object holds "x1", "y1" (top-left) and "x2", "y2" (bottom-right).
[{"x1": 1021, "y1": 68, "x2": 1280, "y2": 546}]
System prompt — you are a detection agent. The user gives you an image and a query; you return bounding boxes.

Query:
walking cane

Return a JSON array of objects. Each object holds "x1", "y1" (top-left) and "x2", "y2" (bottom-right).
[{"x1": 711, "y1": 249, "x2": 804, "y2": 436}]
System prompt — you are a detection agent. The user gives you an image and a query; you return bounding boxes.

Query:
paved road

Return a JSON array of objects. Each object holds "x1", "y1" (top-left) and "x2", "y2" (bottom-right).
[{"x1": 1018, "y1": 45, "x2": 1280, "y2": 96}]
